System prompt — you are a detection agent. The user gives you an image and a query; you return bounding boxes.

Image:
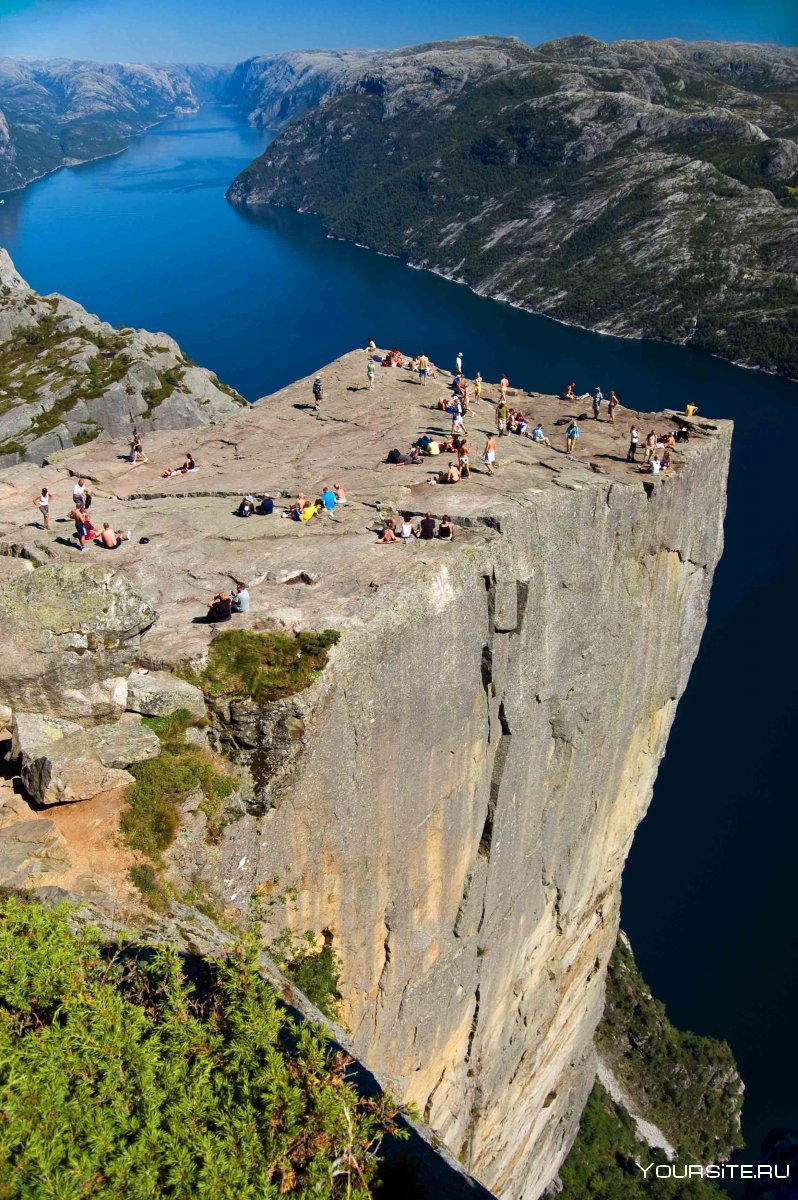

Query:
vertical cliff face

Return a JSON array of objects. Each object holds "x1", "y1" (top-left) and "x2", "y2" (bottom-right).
[{"x1": 233, "y1": 423, "x2": 730, "y2": 1196}]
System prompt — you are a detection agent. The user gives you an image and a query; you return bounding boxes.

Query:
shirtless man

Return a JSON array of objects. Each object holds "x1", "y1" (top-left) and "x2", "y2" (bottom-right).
[
  {"x1": 99, "y1": 522, "x2": 131, "y2": 549},
  {"x1": 483, "y1": 433, "x2": 497, "y2": 476}
]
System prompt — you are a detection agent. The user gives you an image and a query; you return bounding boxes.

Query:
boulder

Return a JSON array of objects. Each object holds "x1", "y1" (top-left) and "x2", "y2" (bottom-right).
[
  {"x1": 126, "y1": 670, "x2": 206, "y2": 719},
  {"x1": 0, "y1": 566, "x2": 157, "y2": 718},
  {"x1": 11, "y1": 711, "x2": 160, "y2": 806}
]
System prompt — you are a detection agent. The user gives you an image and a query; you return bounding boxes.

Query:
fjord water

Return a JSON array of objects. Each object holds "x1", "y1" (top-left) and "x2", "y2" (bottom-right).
[{"x1": 2, "y1": 104, "x2": 797, "y2": 1168}]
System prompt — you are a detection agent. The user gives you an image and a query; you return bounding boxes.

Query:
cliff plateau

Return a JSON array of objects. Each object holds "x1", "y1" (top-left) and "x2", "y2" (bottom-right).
[{"x1": 0, "y1": 338, "x2": 731, "y2": 1197}]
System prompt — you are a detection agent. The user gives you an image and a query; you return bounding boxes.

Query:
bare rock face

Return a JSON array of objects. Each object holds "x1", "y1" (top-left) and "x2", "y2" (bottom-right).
[
  {"x1": 11, "y1": 711, "x2": 159, "y2": 805},
  {"x1": 126, "y1": 670, "x2": 206, "y2": 719},
  {"x1": 0, "y1": 249, "x2": 247, "y2": 466},
  {"x1": 0, "y1": 564, "x2": 157, "y2": 717}
]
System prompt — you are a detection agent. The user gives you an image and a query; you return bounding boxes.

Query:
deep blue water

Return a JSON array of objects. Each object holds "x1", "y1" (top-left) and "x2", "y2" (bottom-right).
[{"x1": 2, "y1": 104, "x2": 797, "y2": 1174}]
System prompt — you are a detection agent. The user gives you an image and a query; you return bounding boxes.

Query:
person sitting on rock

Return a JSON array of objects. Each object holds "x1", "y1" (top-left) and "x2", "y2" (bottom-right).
[
  {"x1": 207, "y1": 591, "x2": 233, "y2": 622},
  {"x1": 237, "y1": 494, "x2": 255, "y2": 517},
  {"x1": 320, "y1": 486, "x2": 336, "y2": 513},
  {"x1": 438, "y1": 515, "x2": 454, "y2": 541},
  {"x1": 298, "y1": 500, "x2": 320, "y2": 522},
  {"x1": 232, "y1": 582, "x2": 250, "y2": 612},
  {"x1": 438, "y1": 461, "x2": 460, "y2": 484},
  {"x1": 333, "y1": 483, "x2": 347, "y2": 504},
  {"x1": 180, "y1": 452, "x2": 196, "y2": 472},
  {"x1": 99, "y1": 522, "x2": 131, "y2": 549},
  {"x1": 418, "y1": 512, "x2": 436, "y2": 539},
  {"x1": 531, "y1": 423, "x2": 551, "y2": 446},
  {"x1": 256, "y1": 495, "x2": 274, "y2": 515}
]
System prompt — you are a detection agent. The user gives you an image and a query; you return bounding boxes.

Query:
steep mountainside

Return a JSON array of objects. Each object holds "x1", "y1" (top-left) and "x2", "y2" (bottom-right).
[
  {"x1": 228, "y1": 35, "x2": 798, "y2": 377},
  {"x1": 0, "y1": 58, "x2": 229, "y2": 191},
  {"x1": 0, "y1": 250, "x2": 244, "y2": 465}
]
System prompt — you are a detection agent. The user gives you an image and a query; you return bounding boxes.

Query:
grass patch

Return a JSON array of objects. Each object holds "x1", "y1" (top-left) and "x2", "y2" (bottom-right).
[
  {"x1": 128, "y1": 863, "x2": 171, "y2": 911},
  {"x1": 210, "y1": 372, "x2": 247, "y2": 404},
  {"x1": 201, "y1": 629, "x2": 341, "y2": 704},
  {"x1": 141, "y1": 366, "x2": 186, "y2": 415},
  {"x1": 72, "y1": 424, "x2": 101, "y2": 446},
  {"x1": 121, "y1": 709, "x2": 234, "y2": 862}
]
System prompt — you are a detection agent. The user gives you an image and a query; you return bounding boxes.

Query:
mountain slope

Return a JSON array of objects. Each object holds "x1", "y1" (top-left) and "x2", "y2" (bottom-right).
[
  {"x1": 0, "y1": 59, "x2": 229, "y2": 192},
  {"x1": 228, "y1": 35, "x2": 798, "y2": 377},
  {"x1": 0, "y1": 249, "x2": 245, "y2": 466}
]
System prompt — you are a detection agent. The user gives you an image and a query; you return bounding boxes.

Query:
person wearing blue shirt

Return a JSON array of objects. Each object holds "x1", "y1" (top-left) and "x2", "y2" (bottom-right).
[{"x1": 320, "y1": 486, "x2": 336, "y2": 512}]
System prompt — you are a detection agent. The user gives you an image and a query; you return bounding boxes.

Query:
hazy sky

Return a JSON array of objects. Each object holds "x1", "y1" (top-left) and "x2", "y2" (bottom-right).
[{"x1": 1, "y1": 0, "x2": 795, "y2": 62}]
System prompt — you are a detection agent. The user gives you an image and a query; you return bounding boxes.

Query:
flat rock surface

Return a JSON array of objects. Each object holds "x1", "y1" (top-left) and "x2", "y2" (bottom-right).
[{"x1": 0, "y1": 348, "x2": 728, "y2": 668}]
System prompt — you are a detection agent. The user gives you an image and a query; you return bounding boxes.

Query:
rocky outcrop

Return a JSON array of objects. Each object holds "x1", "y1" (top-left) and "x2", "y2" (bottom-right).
[
  {"x1": 126, "y1": 669, "x2": 206, "y2": 719},
  {"x1": 0, "y1": 250, "x2": 247, "y2": 465},
  {"x1": 0, "y1": 563, "x2": 156, "y2": 717},
  {"x1": 228, "y1": 34, "x2": 798, "y2": 377},
  {"x1": 11, "y1": 711, "x2": 159, "y2": 805},
  {"x1": 0, "y1": 349, "x2": 732, "y2": 1197},
  {"x1": 0, "y1": 59, "x2": 230, "y2": 192}
]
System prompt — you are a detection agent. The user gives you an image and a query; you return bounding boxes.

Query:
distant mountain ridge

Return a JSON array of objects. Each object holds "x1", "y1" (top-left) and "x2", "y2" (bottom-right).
[
  {"x1": 0, "y1": 58, "x2": 229, "y2": 192},
  {"x1": 227, "y1": 34, "x2": 798, "y2": 378},
  {"x1": 2, "y1": 37, "x2": 796, "y2": 377}
]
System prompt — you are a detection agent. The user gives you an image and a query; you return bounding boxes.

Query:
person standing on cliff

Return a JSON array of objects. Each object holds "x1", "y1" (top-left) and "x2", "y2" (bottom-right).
[
  {"x1": 643, "y1": 431, "x2": 657, "y2": 465},
  {"x1": 474, "y1": 373, "x2": 482, "y2": 404},
  {"x1": 591, "y1": 388, "x2": 603, "y2": 420},
  {"x1": 565, "y1": 420, "x2": 580, "y2": 457},
  {"x1": 627, "y1": 425, "x2": 640, "y2": 462},
  {"x1": 608, "y1": 390, "x2": 619, "y2": 423},
  {"x1": 32, "y1": 487, "x2": 51, "y2": 531},
  {"x1": 496, "y1": 399, "x2": 509, "y2": 436},
  {"x1": 455, "y1": 351, "x2": 463, "y2": 375},
  {"x1": 313, "y1": 376, "x2": 324, "y2": 410},
  {"x1": 499, "y1": 374, "x2": 509, "y2": 403},
  {"x1": 418, "y1": 353, "x2": 429, "y2": 385},
  {"x1": 483, "y1": 433, "x2": 497, "y2": 475},
  {"x1": 367, "y1": 360, "x2": 375, "y2": 390}
]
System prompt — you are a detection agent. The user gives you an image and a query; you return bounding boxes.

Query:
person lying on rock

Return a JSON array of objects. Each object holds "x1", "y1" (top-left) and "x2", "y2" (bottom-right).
[{"x1": 99, "y1": 522, "x2": 131, "y2": 549}]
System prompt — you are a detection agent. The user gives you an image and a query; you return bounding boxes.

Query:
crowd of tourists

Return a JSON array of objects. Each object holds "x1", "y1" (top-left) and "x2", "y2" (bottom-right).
[
  {"x1": 32, "y1": 477, "x2": 132, "y2": 552},
  {"x1": 27, "y1": 345, "x2": 699, "y2": 619}
]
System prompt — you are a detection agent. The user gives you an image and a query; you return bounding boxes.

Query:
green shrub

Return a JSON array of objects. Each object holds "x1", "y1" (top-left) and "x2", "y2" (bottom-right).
[
  {"x1": 0, "y1": 897, "x2": 405, "y2": 1198},
  {"x1": 201, "y1": 629, "x2": 341, "y2": 703},
  {"x1": 269, "y1": 929, "x2": 343, "y2": 1021},
  {"x1": 596, "y1": 937, "x2": 743, "y2": 1161},
  {"x1": 560, "y1": 1083, "x2": 724, "y2": 1200}
]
